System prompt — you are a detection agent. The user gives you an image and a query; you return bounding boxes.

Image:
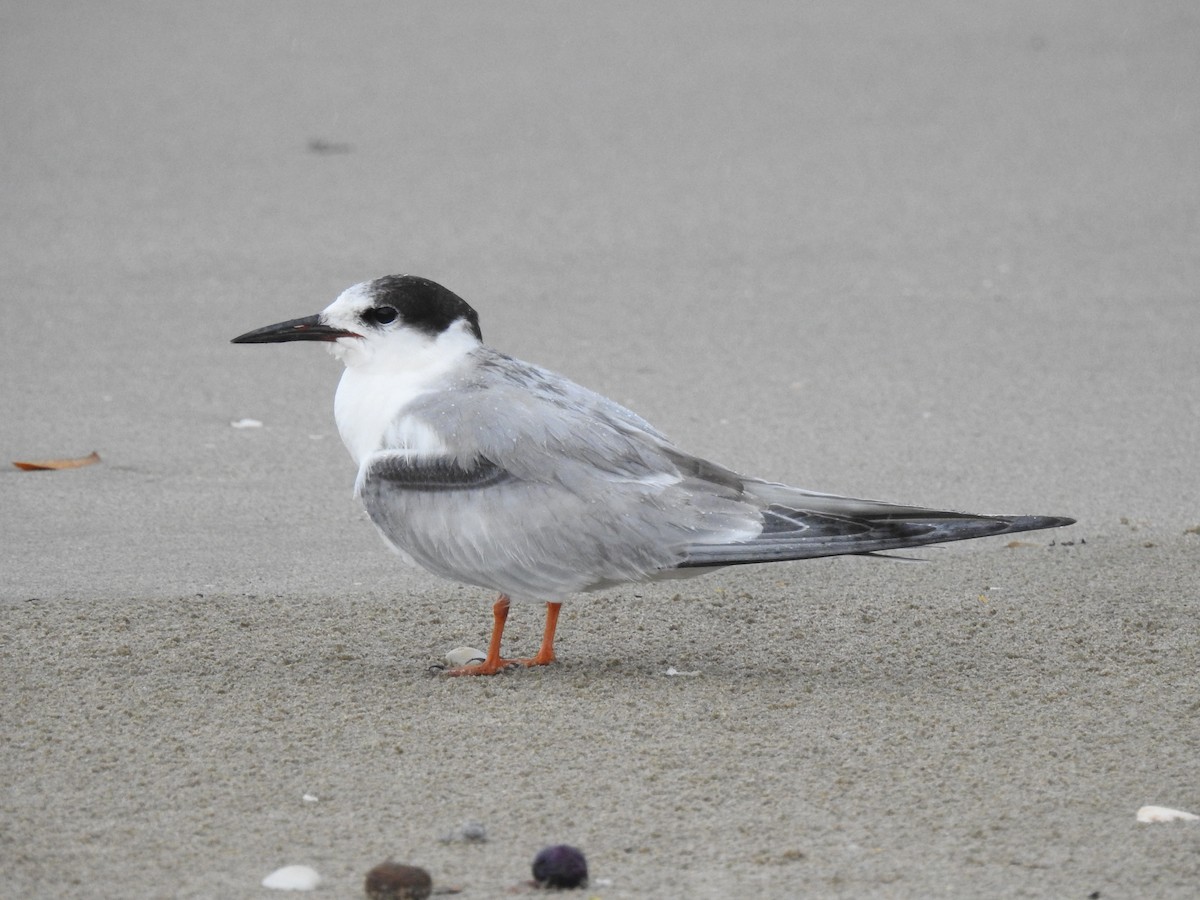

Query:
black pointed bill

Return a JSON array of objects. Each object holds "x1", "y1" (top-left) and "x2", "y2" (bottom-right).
[{"x1": 230, "y1": 315, "x2": 359, "y2": 344}]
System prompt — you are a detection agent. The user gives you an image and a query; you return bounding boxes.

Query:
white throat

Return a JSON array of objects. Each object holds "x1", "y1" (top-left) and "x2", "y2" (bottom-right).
[{"x1": 332, "y1": 320, "x2": 478, "y2": 468}]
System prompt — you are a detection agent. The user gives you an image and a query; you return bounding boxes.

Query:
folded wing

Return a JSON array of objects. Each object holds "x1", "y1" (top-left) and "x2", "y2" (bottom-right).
[{"x1": 678, "y1": 479, "x2": 1074, "y2": 566}]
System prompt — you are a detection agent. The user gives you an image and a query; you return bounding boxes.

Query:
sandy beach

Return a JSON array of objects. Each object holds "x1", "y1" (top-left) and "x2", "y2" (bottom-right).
[{"x1": 3, "y1": 2, "x2": 1198, "y2": 897}]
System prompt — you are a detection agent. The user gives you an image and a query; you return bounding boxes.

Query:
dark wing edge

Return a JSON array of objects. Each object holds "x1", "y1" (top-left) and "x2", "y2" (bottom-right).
[
  {"x1": 677, "y1": 505, "x2": 1075, "y2": 568},
  {"x1": 362, "y1": 452, "x2": 515, "y2": 492}
]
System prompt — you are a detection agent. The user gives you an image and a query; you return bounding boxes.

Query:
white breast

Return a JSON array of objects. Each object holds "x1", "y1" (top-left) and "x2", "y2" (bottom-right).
[
  {"x1": 331, "y1": 321, "x2": 478, "y2": 469},
  {"x1": 335, "y1": 366, "x2": 442, "y2": 467}
]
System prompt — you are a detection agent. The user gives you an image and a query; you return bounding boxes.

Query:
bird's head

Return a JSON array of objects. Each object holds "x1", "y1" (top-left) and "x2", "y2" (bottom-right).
[{"x1": 231, "y1": 275, "x2": 483, "y2": 369}]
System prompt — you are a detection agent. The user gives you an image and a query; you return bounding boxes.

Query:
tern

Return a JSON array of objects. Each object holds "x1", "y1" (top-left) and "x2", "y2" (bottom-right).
[{"x1": 232, "y1": 275, "x2": 1073, "y2": 675}]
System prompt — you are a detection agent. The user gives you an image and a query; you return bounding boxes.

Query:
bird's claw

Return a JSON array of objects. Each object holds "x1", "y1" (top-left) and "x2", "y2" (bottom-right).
[{"x1": 444, "y1": 654, "x2": 554, "y2": 676}]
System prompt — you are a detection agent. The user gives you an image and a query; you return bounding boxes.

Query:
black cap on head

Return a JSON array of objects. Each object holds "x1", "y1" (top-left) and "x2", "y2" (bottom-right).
[{"x1": 369, "y1": 275, "x2": 482, "y2": 341}]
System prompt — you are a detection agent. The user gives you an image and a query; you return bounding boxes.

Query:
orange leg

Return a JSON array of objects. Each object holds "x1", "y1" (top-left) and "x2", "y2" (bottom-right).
[
  {"x1": 448, "y1": 597, "x2": 562, "y2": 676},
  {"x1": 526, "y1": 601, "x2": 561, "y2": 666}
]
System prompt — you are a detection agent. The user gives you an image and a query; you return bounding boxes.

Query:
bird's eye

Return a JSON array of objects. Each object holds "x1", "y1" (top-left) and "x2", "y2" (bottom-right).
[{"x1": 366, "y1": 305, "x2": 398, "y2": 326}]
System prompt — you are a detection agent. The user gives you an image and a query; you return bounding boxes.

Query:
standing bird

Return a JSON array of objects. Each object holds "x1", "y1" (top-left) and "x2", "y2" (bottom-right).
[{"x1": 232, "y1": 275, "x2": 1073, "y2": 675}]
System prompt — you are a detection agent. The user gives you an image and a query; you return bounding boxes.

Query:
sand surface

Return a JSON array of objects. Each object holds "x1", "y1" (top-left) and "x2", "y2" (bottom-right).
[{"x1": 3, "y1": 2, "x2": 1199, "y2": 897}]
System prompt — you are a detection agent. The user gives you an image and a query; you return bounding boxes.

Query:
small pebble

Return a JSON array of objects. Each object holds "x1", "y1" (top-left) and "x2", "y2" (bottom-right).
[
  {"x1": 262, "y1": 864, "x2": 321, "y2": 891},
  {"x1": 459, "y1": 820, "x2": 488, "y2": 843},
  {"x1": 364, "y1": 862, "x2": 433, "y2": 900},
  {"x1": 532, "y1": 845, "x2": 588, "y2": 889}
]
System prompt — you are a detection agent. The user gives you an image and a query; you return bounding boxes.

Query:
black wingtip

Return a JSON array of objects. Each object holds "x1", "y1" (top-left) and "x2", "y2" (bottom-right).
[
  {"x1": 1014, "y1": 515, "x2": 1076, "y2": 530},
  {"x1": 676, "y1": 510, "x2": 1076, "y2": 568}
]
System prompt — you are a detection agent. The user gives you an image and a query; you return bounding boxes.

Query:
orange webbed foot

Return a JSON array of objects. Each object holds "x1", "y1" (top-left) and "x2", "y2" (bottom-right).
[
  {"x1": 445, "y1": 653, "x2": 554, "y2": 676},
  {"x1": 442, "y1": 598, "x2": 561, "y2": 676}
]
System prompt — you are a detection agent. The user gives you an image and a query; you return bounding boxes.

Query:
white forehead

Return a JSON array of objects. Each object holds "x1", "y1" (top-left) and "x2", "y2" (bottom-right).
[{"x1": 324, "y1": 281, "x2": 373, "y2": 316}]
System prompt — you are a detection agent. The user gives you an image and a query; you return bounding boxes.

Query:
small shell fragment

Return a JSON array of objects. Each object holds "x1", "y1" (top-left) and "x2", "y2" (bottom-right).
[
  {"x1": 12, "y1": 450, "x2": 101, "y2": 471},
  {"x1": 1137, "y1": 805, "x2": 1199, "y2": 823},
  {"x1": 262, "y1": 864, "x2": 321, "y2": 891},
  {"x1": 230, "y1": 418, "x2": 263, "y2": 428},
  {"x1": 439, "y1": 820, "x2": 488, "y2": 843},
  {"x1": 664, "y1": 666, "x2": 700, "y2": 677},
  {"x1": 444, "y1": 647, "x2": 487, "y2": 667},
  {"x1": 302, "y1": 793, "x2": 319, "y2": 803}
]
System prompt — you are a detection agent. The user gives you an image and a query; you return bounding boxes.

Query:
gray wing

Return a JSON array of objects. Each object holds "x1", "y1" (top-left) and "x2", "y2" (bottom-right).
[
  {"x1": 357, "y1": 352, "x2": 763, "y2": 600},
  {"x1": 359, "y1": 350, "x2": 1074, "y2": 599}
]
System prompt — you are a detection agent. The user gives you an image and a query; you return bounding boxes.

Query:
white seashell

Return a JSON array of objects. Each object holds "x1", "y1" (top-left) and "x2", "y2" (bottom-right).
[
  {"x1": 302, "y1": 793, "x2": 319, "y2": 803},
  {"x1": 1137, "y1": 805, "x2": 1199, "y2": 823},
  {"x1": 444, "y1": 646, "x2": 487, "y2": 667},
  {"x1": 230, "y1": 418, "x2": 263, "y2": 428},
  {"x1": 664, "y1": 666, "x2": 700, "y2": 676},
  {"x1": 262, "y1": 864, "x2": 321, "y2": 891}
]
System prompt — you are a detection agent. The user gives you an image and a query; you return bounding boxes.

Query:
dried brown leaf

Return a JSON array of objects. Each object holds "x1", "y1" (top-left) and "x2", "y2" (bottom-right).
[{"x1": 13, "y1": 451, "x2": 101, "y2": 471}]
